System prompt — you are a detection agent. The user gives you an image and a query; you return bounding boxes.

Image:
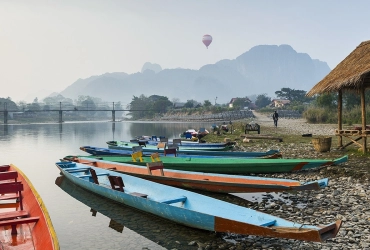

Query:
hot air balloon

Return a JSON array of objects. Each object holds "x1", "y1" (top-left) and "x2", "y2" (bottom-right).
[{"x1": 202, "y1": 34, "x2": 212, "y2": 49}]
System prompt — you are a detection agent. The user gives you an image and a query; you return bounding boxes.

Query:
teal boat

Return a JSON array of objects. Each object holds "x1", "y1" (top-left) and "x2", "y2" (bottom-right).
[
  {"x1": 72, "y1": 154, "x2": 348, "y2": 174},
  {"x1": 55, "y1": 161, "x2": 342, "y2": 242}
]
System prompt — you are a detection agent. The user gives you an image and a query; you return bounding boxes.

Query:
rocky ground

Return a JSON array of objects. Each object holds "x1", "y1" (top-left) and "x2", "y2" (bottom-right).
[{"x1": 180, "y1": 112, "x2": 370, "y2": 250}]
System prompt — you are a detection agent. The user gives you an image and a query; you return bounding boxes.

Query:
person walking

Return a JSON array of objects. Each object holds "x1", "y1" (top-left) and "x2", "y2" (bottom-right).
[{"x1": 272, "y1": 110, "x2": 279, "y2": 127}]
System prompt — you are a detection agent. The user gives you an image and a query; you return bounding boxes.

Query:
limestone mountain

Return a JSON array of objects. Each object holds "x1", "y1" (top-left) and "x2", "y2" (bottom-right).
[{"x1": 58, "y1": 44, "x2": 330, "y2": 104}]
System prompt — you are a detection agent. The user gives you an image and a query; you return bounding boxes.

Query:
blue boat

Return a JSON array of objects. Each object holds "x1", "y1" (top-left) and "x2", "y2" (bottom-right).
[
  {"x1": 79, "y1": 146, "x2": 281, "y2": 159},
  {"x1": 55, "y1": 161, "x2": 342, "y2": 242}
]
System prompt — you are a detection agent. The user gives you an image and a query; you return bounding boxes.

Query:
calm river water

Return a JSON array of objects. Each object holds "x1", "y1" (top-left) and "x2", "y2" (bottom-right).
[{"x1": 0, "y1": 121, "x2": 241, "y2": 250}]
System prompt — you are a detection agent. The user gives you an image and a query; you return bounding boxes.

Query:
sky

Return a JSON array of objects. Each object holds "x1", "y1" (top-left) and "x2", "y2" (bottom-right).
[{"x1": 1, "y1": 0, "x2": 370, "y2": 102}]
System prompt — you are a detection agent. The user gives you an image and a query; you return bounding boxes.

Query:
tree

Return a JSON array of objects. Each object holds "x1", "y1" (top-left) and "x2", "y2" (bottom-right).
[
  {"x1": 255, "y1": 94, "x2": 271, "y2": 108},
  {"x1": 184, "y1": 100, "x2": 195, "y2": 108},
  {"x1": 315, "y1": 93, "x2": 337, "y2": 109},
  {"x1": 275, "y1": 88, "x2": 310, "y2": 103},
  {"x1": 231, "y1": 97, "x2": 251, "y2": 109},
  {"x1": 203, "y1": 100, "x2": 212, "y2": 107}
]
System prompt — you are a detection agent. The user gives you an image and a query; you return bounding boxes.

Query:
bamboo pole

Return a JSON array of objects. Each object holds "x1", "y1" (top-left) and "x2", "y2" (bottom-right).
[
  {"x1": 338, "y1": 90, "x2": 343, "y2": 147},
  {"x1": 360, "y1": 86, "x2": 367, "y2": 153}
]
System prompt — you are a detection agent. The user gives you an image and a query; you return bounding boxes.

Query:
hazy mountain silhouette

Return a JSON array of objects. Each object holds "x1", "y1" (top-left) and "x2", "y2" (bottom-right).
[{"x1": 58, "y1": 44, "x2": 330, "y2": 104}]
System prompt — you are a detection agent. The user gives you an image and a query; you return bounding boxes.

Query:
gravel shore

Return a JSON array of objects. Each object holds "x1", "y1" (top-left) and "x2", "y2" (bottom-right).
[{"x1": 184, "y1": 113, "x2": 370, "y2": 250}]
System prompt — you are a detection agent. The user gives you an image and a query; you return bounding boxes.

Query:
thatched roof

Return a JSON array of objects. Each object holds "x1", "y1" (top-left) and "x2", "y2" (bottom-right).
[{"x1": 307, "y1": 40, "x2": 370, "y2": 96}]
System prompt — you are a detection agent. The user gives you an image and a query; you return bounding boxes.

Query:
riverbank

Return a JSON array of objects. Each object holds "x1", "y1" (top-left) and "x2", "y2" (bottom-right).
[{"x1": 184, "y1": 112, "x2": 370, "y2": 249}]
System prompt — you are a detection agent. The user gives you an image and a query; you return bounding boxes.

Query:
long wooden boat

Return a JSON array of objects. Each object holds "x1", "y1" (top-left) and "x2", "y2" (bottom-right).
[
  {"x1": 63, "y1": 155, "x2": 329, "y2": 193},
  {"x1": 55, "y1": 161, "x2": 342, "y2": 242},
  {"x1": 0, "y1": 164, "x2": 59, "y2": 249},
  {"x1": 74, "y1": 153, "x2": 349, "y2": 174},
  {"x1": 55, "y1": 176, "x2": 220, "y2": 249},
  {"x1": 107, "y1": 140, "x2": 234, "y2": 151},
  {"x1": 80, "y1": 146, "x2": 281, "y2": 159},
  {"x1": 106, "y1": 143, "x2": 281, "y2": 158}
]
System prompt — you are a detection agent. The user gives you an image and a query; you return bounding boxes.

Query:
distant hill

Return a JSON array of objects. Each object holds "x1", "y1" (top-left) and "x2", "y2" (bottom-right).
[{"x1": 58, "y1": 44, "x2": 330, "y2": 104}]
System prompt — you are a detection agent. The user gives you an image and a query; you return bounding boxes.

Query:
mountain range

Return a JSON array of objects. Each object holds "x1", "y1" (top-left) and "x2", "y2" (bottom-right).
[{"x1": 58, "y1": 44, "x2": 330, "y2": 104}]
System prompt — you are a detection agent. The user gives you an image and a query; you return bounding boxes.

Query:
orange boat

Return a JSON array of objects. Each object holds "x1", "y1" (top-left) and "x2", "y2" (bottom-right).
[
  {"x1": 64, "y1": 156, "x2": 329, "y2": 193},
  {"x1": 0, "y1": 164, "x2": 59, "y2": 250}
]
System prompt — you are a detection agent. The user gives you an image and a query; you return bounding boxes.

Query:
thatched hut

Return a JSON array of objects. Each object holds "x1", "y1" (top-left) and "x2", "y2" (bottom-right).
[{"x1": 307, "y1": 40, "x2": 370, "y2": 153}]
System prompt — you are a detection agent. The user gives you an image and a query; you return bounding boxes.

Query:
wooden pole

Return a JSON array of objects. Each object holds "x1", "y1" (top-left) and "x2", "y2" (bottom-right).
[
  {"x1": 338, "y1": 90, "x2": 343, "y2": 147},
  {"x1": 360, "y1": 86, "x2": 367, "y2": 153}
]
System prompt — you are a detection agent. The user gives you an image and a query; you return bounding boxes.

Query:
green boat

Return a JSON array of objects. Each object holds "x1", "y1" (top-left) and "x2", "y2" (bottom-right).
[{"x1": 70, "y1": 154, "x2": 348, "y2": 174}]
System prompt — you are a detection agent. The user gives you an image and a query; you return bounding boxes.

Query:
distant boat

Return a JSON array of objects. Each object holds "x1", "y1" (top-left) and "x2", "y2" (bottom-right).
[
  {"x1": 105, "y1": 142, "x2": 280, "y2": 158},
  {"x1": 107, "y1": 140, "x2": 234, "y2": 151},
  {"x1": 55, "y1": 161, "x2": 342, "y2": 242},
  {"x1": 0, "y1": 164, "x2": 59, "y2": 250},
  {"x1": 63, "y1": 155, "x2": 329, "y2": 193},
  {"x1": 79, "y1": 146, "x2": 281, "y2": 159},
  {"x1": 74, "y1": 152, "x2": 349, "y2": 174}
]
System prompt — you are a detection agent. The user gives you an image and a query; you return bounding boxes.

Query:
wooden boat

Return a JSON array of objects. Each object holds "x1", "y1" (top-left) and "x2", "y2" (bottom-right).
[
  {"x1": 80, "y1": 146, "x2": 282, "y2": 159},
  {"x1": 105, "y1": 143, "x2": 281, "y2": 158},
  {"x1": 63, "y1": 155, "x2": 329, "y2": 193},
  {"x1": 55, "y1": 161, "x2": 342, "y2": 242},
  {"x1": 0, "y1": 164, "x2": 59, "y2": 249},
  {"x1": 74, "y1": 153, "x2": 349, "y2": 174},
  {"x1": 55, "y1": 176, "x2": 220, "y2": 249},
  {"x1": 106, "y1": 140, "x2": 234, "y2": 151}
]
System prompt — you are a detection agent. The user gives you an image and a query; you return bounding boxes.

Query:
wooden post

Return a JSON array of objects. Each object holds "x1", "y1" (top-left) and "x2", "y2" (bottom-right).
[
  {"x1": 361, "y1": 86, "x2": 367, "y2": 153},
  {"x1": 338, "y1": 90, "x2": 343, "y2": 147}
]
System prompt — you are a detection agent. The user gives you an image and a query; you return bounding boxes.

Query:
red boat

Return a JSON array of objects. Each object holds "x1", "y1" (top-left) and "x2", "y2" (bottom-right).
[{"x1": 0, "y1": 164, "x2": 59, "y2": 249}]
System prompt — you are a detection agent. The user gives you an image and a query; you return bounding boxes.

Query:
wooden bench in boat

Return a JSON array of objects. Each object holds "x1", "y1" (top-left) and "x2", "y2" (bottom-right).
[
  {"x1": 64, "y1": 167, "x2": 91, "y2": 173},
  {"x1": 0, "y1": 171, "x2": 18, "y2": 182},
  {"x1": 160, "y1": 196, "x2": 187, "y2": 204},
  {"x1": 0, "y1": 182, "x2": 24, "y2": 212},
  {"x1": 0, "y1": 210, "x2": 29, "y2": 220},
  {"x1": 0, "y1": 217, "x2": 40, "y2": 235},
  {"x1": 107, "y1": 175, "x2": 148, "y2": 198},
  {"x1": 0, "y1": 165, "x2": 10, "y2": 172},
  {"x1": 150, "y1": 153, "x2": 161, "y2": 162},
  {"x1": 146, "y1": 162, "x2": 164, "y2": 176},
  {"x1": 131, "y1": 151, "x2": 143, "y2": 162},
  {"x1": 164, "y1": 148, "x2": 177, "y2": 156}
]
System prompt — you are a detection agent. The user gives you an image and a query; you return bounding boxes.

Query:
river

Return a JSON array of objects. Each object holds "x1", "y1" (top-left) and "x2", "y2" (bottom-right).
[{"x1": 0, "y1": 121, "x2": 237, "y2": 250}]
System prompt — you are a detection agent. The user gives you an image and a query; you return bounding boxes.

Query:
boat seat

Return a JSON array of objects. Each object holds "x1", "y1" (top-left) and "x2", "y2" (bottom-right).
[
  {"x1": 131, "y1": 151, "x2": 143, "y2": 162},
  {"x1": 130, "y1": 192, "x2": 148, "y2": 198},
  {"x1": 260, "y1": 220, "x2": 277, "y2": 227},
  {"x1": 146, "y1": 162, "x2": 164, "y2": 176},
  {"x1": 0, "y1": 182, "x2": 24, "y2": 210},
  {"x1": 138, "y1": 141, "x2": 146, "y2": 147},
  {"x1": 0, "y1": 217, "x2": 39, "y2": 235},
  {"x1": 157, "y1": 142, "x2": 166, "y2": 150},
  {"x1": 164, "y1": 148, "x2": 177, "y2": 157},
  {"x1": 150, "y1": 153, "x2": 161, "y2": 162},
  {"x1": 132, "y1": 146, "x2": 143, "y2": 153},
  {"x1": 185, "y1": 133, "x2": 192, "y2": 139},
  {"x1": 65, "y1": 167, "x2": 91, "y2": 173},
  {"x1": 0, "y1": 165, "x2": 10, "y2": 172},
  {"x1": 160, "y1": 196, "x2": 187, "y2": 204},
  {"x1": 172, "y1": 139, "x2": 182, "y2": 145},
  {"x1": 0, "y1": 171, "x2": 18, "y2": 182},
  {"x1": 160, "y1": 137, "x2": 168, "y2": 143},
  {"x1": 151, "y1": 135, "x2": 158, "y2": 141},
  {"x1": 108, "y1": 176, "x2": 125, "y2": 192},
  {"x1": 0, "y1": 210, "x2": 28, "y2": 220}
]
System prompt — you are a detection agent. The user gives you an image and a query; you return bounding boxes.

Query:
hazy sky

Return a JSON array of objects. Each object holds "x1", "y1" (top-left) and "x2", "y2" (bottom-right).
[{"x1": 1, "y1": 0, "x2": 369, "y2": 102}]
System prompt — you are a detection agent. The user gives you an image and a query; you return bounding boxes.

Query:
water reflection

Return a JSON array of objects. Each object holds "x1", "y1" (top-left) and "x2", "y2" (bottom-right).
[{"x1": 55, "y1": 176, "x2": 218, "y2": 250}]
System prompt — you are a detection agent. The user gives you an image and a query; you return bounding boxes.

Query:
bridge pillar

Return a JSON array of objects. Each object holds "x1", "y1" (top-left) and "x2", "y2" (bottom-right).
[
  {"x1": 112, "y1": 110, "x2": 116, "y2": 122},
  {"x1": 59, "y1": 111, "x2": 63, "y2": 123},
  {"x1": 4, "y1": 111, "x2": 8, "y2": 124}
]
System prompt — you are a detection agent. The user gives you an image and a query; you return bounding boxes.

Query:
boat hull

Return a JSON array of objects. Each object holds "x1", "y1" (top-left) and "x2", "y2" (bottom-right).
[
  {"x1": 64, "y1": 156, "x2": 329, "y2": 193},
  {"x1": 55, "y1": 161, "x2": 342, "y2": 242},
  {"x1": 78, "y1": 155, "x2": 349, "y2": 174},
  {"x1": 0, "y1": 164, "x2": 59, "y2": 250}
]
